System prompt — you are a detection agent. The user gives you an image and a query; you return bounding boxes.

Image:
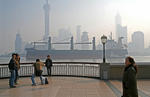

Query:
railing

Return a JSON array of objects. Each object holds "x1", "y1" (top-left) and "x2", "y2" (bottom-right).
[{"x1": 0, "y1": 62, "x2": 100, "y2": 78}]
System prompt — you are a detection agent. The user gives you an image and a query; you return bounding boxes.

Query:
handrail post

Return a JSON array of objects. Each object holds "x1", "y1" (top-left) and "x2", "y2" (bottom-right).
[
  {"x1": 100, "y1": 63, "x2": 110, "y2": 80},
  {"x1": 0, "y1": 62, "x2": 100, "y2": 78}
]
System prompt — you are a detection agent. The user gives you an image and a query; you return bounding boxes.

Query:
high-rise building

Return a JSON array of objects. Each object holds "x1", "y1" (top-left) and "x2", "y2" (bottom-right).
[
  {"x1": 115, "y1": 13, "x2": 122, "y2": 26},
  {"x1": 81, "y1": 32, "x2": 89, "y2": 50},
  {"x1": 132, "y1": 31, "x2": 144, "y2": 51},
  {"x1": 121, "y1": 26, "x2": 127, "y2": 45},
  {"x1": 76, "y1": 25, "x2": 81, "y2": 43},
  {"x1": 76, "y1": 25, "x2": 81, "y2": 49},
  {"x1": 43, "y1": 0, "x2": 50, "y2": 41},
  {"x1": 115, "y1": 13, "x2": 127, "y2": 45},
  {"x1": 58, "y1": 28, "x2": 72, "y2": 41},
  {"x1": 15, "y1": 33, "x2": 22, "y2": 53},
  {"x1": 53, "y1": 28, "x2": 72, "y2": 50},
  {"x1": 115, "y1": 13, "x2": 121, "y2": 41}
]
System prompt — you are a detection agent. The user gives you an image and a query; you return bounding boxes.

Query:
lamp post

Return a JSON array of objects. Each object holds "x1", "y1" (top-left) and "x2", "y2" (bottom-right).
[{"x1": 101, "y1": 35, "x2": 107, "y2": 63}]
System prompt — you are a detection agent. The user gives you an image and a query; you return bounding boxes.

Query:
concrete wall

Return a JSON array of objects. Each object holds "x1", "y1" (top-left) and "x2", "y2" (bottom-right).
[{"x1": 110, "y1": 63, "x2": 150, "y2": 80}]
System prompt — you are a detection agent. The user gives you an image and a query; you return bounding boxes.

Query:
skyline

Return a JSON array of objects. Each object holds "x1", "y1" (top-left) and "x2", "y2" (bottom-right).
[{"x1": 0, "y1": 0, "x2": 150, "y2": 54}]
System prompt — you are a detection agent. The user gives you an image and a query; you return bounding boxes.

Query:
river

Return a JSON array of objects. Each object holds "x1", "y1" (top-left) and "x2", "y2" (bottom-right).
[{"x1": 0, "y1": 56, "x2": 150, "y2": 64}]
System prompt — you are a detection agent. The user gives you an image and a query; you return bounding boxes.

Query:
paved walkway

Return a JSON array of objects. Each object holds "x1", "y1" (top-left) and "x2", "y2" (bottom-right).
[{"x1": 0, "y1": 77, "x2": 150, "y2": 97}]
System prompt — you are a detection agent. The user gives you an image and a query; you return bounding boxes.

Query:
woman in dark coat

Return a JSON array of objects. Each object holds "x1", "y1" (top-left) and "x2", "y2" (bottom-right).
[{"x1": 122, "y1": 56, "x2": 138, "y2": 97}]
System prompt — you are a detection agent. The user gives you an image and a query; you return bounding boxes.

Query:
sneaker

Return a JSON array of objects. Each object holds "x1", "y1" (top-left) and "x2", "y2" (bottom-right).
[
  {"x1": 15, "y1": 82, "x2": 18, "y2": 85},
  {"x1": 32, "y1": 84, "x2": 36, "y2": 86},
  {"x1": 10, "y1": 86, "x2": 16, "y2": 88},
  {"x1": 41, "y1": 83, "x2": 44, "y2": 85}
]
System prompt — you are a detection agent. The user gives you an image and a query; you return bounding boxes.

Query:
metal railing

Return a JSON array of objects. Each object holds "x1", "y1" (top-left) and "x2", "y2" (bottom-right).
[{"x1": 0, "y1": 62, "x2": 100, "y2": 78}]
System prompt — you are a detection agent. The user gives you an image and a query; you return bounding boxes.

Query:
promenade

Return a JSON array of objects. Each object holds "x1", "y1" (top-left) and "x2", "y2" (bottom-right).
[{"x1": 0, "y1": 77, "x2": 150, "y2": 97}]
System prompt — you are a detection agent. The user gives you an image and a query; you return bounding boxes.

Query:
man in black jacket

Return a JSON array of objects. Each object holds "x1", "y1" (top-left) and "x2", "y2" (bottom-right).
[
  {"x1": 8, "y1": 53, "x2": 17, "y2": 88},
  {"x1": 45, "y1": 55, "x2": 52, "y2": 76}
]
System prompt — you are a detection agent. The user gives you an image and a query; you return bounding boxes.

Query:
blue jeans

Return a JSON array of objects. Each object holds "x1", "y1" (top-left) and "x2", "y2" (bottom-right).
[
  {"x1": 9, "y1": 70, "x2": 16, "y2": 86},
  {"x1": 31, "y1": 74, "x2": 43, "y2": 85},
  {"x1": 15, "y1": 69, "x2": 19, "y2": 83}
]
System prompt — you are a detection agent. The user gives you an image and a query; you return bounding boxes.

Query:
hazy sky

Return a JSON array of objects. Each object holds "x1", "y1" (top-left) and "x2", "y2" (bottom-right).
[{"x1": 0, "y1": 0, "x2": 150, "y2": 54}]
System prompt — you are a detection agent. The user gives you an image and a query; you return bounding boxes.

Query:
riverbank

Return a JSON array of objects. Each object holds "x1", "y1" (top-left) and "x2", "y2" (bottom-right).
[{"x1": 0, "y1": 56, "x2": 150, "y2": 64}]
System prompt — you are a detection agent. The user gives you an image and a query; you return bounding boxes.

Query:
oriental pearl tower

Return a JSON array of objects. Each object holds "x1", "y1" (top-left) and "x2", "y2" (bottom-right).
[{"x1": 43, "y1": 0, "x2": 50, "y2": 41}]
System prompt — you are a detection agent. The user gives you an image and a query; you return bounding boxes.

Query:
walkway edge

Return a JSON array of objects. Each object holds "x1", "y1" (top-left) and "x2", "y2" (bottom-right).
[{"x1": 104, "y1": 80, "x2": 121, "y2": 97}]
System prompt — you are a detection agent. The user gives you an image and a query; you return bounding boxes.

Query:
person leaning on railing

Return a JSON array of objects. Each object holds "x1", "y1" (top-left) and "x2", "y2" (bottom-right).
[
  {"x1": 31, "y1": 59, "x2": 45, "y2": 86},
  {"x1": 121, "y1": 56, "x2": 138, "y2": 97}
]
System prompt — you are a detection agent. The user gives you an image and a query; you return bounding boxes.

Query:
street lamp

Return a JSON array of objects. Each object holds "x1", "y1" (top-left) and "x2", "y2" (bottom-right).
[{"x1": 101, "y1": 35, "x2": 107, "y2": 63}]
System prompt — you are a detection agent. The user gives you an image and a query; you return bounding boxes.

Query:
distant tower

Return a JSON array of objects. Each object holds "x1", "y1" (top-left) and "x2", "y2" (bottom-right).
[
  {"x1": 76, "y1": 25, "x2": 81, "y2": 49},
  {"x1": 122, "y1": 26, "x2": 127, "y2": 45},
  {"x1": 115, "y1": 13, "x2": 122, "y2": 41},
  {"x1": 76, "y1": 25, "x2": 81, "y2": 42},
  {"x1": 81, "y1": 32, "x2": 89, "y2": 50},
  {"x1": 15, "y1": 33, "x2": 22, "y2": 53},
  {"x1": 43, "y1": 0, "x2": 50, "y2": 41},
  {"x1": 115, "y1": 13, "x2": 127, "y2": 45},
  {"x1": 132, "y1": 31, "x2": 144, "y2": 51},
  {"x1": 115, "y1": 13, "x2": 122, "y2": 26}
]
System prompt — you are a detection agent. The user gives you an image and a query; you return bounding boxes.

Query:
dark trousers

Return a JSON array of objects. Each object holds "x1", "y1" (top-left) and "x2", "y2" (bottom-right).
[
  {"x1": 14, "y1": 69, "x2": 19, "y2": 83},
  {"x1": 47, "y1": 67, "x2": 51, "y2": 76}
]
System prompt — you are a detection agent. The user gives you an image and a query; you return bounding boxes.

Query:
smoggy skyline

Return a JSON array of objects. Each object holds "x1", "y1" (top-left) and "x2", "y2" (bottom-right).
[{"x1": 0, "y1": 0, "x2": 150, "y2": 54}]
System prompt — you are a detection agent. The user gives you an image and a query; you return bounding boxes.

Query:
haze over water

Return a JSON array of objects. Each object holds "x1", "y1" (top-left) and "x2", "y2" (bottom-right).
[
  {"x1": 1, "y1": 56, "x2": 150, "y2": 64},
  {"x1": 0, "y1": 0, "x2": 150, "y2": 54}
]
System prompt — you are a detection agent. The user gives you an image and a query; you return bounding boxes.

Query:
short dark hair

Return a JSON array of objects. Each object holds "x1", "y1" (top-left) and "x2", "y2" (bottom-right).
[
  {"x1": 36, "y1": 59, "x2": 40, "y2": 62},
  {"x1": 47, "y1": 55, "x2": 50, "y2": 57},
  {"x1": 127, "y1": 56, "x2": 135, "y2": 65},
  {"x1": 127, "y1": 56, "x2": 137, "y2": 73},
  {"x1": 12, "y1": 53, "x2": 16, "y2": 57},
  {"x1": 15, "y1": 53, "x2": 19, "y2": 57}
]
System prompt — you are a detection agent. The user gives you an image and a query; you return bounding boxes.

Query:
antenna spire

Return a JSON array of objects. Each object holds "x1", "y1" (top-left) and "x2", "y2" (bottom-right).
[{"x1": 46, "y1": 0, "x2": 48, "y2": 4}]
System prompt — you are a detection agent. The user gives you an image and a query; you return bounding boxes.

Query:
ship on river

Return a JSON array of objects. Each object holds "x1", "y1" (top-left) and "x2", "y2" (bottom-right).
[{"x1": 25, "y1": 36, "x2": 128, "y2": 60}]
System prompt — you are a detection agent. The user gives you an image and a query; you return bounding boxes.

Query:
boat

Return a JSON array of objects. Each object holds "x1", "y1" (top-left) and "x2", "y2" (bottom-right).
[{"x1": 25, "y1": 37, "x2": 128, "y2": 60}]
